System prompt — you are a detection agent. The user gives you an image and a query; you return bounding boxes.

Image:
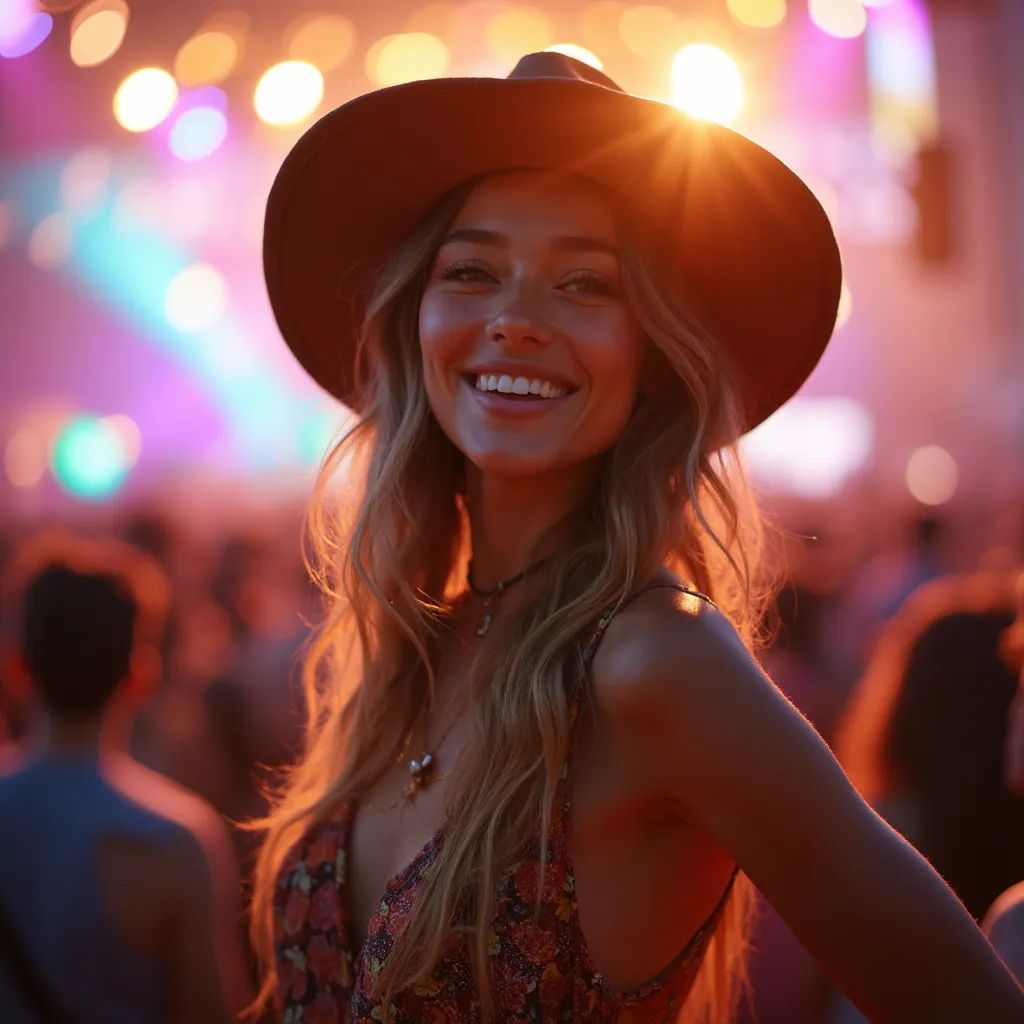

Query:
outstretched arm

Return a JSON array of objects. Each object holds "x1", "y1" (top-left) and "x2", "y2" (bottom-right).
[{"x1": 596, "y1": 590, "x2": 1024, "y2": 1024}]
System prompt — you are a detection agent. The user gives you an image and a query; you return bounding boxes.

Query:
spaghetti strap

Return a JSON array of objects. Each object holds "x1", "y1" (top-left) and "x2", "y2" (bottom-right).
[{"x1": 580, "y1": 580, "x2": 717, "y2": 665}]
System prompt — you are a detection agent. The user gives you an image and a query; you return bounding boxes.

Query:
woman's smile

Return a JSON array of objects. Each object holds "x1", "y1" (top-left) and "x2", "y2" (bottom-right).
[{"x1": 459, "y1": 372, "x2": 578, "y2": 419}]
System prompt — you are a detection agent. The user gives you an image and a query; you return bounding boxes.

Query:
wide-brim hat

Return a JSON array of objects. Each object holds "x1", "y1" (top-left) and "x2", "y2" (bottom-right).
[{"x1": 264, "y1": 51, "x2": 842, "y2": 433}]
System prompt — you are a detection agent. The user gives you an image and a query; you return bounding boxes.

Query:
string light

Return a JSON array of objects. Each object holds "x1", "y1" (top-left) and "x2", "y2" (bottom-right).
[
  {"x1": 69, "y1": 0, "x2": 128, "y2": 68},
  {"x1": 366, "y1": 32, "x2": 449, "y2": 87},
  {"x1": 286, "y1": 12, "x2": 356, "y2": 71},
  {"x1": 253, "y1": 60, "x2": 323, "y2": 125},
  {"x1": 726, "y1": 0, "x2": 787, "y2": 30},
  {"x1": 113, "y1": 67, "x2": 178, "y2": 132},
  {"x1": 483, "y1": 7, "x2": 554, "y2": 64},
  {"x1": 619, "y1": 5, "x2": 682, "y2": 60}
]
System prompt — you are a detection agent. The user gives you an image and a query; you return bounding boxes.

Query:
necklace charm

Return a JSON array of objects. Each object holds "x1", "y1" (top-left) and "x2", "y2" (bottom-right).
[
  {"x1": 475, "y1": 609, "x2": 492, "y2": 636},
  {"x1": 403, "y1": 752, "x2": 435, "y2": 803}
]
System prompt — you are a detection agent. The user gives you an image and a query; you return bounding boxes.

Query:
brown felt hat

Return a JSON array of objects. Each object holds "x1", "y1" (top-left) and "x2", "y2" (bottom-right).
[{"x1": 263, "y1": 51, "x2": 842, "y2": 433}]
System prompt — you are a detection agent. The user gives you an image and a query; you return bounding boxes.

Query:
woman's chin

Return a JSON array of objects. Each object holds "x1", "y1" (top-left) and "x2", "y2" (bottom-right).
[{"x1": 463, "y1": 448, "x2": 561, "y2": 479}]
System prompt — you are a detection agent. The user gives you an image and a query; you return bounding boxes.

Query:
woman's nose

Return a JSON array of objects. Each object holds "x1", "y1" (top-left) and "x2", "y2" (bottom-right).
[{"x1": 488, "y1": 282, "x2": 551, "y2": 346}]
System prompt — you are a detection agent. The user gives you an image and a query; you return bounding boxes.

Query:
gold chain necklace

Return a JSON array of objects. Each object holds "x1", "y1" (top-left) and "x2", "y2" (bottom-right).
[{"x1": 365, "y1": 556, "x2": 552, "y2": 812}]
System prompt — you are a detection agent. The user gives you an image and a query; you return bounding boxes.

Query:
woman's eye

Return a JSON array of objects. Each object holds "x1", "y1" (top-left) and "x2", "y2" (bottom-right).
[
  {"x1": 562, "y1": 271, "x2": 614, "y2": 297},
  {"x1": 437, "y1": 262, "x2": 613, "y2": 296},
  {"x1": 439, "y1": 261, "x2": 493, "y2": 283}
]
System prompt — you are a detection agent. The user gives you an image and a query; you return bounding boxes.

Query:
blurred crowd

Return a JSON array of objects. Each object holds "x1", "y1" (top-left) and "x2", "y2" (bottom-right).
[{"x1": 0, "y1": 496, "x2": 1022, "y2": 1023}]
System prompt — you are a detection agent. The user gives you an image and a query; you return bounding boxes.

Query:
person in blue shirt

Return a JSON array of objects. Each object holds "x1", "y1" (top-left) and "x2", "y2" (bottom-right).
[{"x1": 0, "y1": 531, "x2": 250, "y2": 1023}]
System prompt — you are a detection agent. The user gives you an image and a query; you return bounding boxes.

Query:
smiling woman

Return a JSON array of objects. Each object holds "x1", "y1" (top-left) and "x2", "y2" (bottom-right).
[
  {"x1": 418, "y1": 171, "x2": 648, "y2": 478},
  {"x1": 245, "y1": 51, "x2": 1024, "y2": 1024}
]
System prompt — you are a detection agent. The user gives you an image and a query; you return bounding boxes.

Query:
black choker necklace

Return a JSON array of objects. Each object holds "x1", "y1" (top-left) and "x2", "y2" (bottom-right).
[{"x1": 467, "y1": 556, "x2": 551, "y2": 636}]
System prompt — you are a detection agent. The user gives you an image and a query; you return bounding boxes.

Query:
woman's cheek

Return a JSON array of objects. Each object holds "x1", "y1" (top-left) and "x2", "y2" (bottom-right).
[{"x1": 419, "y1": 294, "x2": 479, "y2": 354}]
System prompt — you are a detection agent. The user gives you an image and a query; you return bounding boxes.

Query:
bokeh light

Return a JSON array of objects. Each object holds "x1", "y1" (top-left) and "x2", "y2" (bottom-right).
[
  {"x1": 102, "y1": 414, "x2": 141, "y2": 468},
  {"x1": 866, "y1": 0, "x2": 938, "y2": 162},
  {"x1": 366, "y1": 32, "x2": 449, "y2": 88},
  {"x1": 0, "y1": 5, "x2": 52, "y2": 58},
  {"x1": 286, "y1": 12, "x2": 356, "y2": 72},
  {"x1": 906, "y1": 445, "x2": 958, "y2": 505},
  {"x1": 51, "y1": 414, "x2": 132, "y2": 499},
  {"x1": 671, "y1": 44, "x2": 744, "y2": 125},
  {"x1": 253, "y1": 60, "x2": 324, "y2": 126},
  {"x1": 544, "y1": 43, "x2": 603, "y2": 71},
  {"x1": 169, "y1": 105, "x2": 228, "y2": 161},
  {"x1": 742, "y1": 397, "x2": 874, "y2": 498},
  {"x1": 809, "y1": 0, "x2": 868, "y2": 40},
  {"x1": 581, "y1": 1, "x2": 627, "y2": 56},
  {"x1": 618, "y1": 5, "x2": 682, "y2": 60},
  {"x1": 726, "y1": 0, "x2": 787, "y2": 30},
  {"x1": 69, "y1": 0, "x2": 128, "y2": 68},
  {"x1": 483, "y1": 7, "x2": 554, "y2": 64},
  {"x1": 113, "y1": 67, "x2": 179, "y2": 133},
  {"x1": 164, "y1": 263, "x2": 228, "y2": 333},
  {"x1": 60, "y1": 147, "x2": 113, "y2": 210},
  {"x1": 5, "y1": 429, "x2": 47, "y2": 488},
  {"x1": 175, "y1": 29, "x2": 240, "y2": 86},
  {"x1": 405, "y1": 3, "x2": 456, "y2": 36},
  {"x1": 28, "y1": 212, "x2": 73, "y2": 269}
]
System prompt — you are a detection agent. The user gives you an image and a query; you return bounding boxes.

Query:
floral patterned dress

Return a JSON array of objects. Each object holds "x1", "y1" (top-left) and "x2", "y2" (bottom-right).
[{"x1": 274, "y1": 583, "x2": 739, "y2": 1023}]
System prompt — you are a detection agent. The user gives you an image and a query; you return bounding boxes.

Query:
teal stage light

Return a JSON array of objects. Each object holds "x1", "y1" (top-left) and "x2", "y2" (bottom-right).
[{"x1": 51, "y1": 415, "x2": 130, "y2": 499}]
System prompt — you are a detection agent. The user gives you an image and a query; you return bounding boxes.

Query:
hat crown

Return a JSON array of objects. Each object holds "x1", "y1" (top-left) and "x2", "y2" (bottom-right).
[{"x1": 507, "y1": 51, "x2": 624, "y2": 94}]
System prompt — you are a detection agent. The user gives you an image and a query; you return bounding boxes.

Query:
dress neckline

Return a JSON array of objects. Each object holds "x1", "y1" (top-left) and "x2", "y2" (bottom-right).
[{"x1": 339, "y1": 796, "x2": 447, "y2": 966}]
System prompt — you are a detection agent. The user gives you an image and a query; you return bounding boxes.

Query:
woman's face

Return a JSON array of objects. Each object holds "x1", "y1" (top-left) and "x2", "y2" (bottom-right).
[{"x1": 418, "y1": 170, "x2": 648, "y2": 477}]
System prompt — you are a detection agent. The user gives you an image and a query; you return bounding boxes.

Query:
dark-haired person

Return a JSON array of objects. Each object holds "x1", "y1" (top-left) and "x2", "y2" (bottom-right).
[
  {"x1": 0, "y1": 532, "x2": 251, "y2": 1023},
  {"x1": 246, "y1": 53, "x2": 1024, "y2": 1023},
  {"x1": 826, "y1": 567, "x2": 1024, "y2": 1022}
]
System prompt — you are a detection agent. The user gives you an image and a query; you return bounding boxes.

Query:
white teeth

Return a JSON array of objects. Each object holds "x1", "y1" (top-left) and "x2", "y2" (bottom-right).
[{"x1": 472, "y1": 373, "x2": 568, "y2": 399}]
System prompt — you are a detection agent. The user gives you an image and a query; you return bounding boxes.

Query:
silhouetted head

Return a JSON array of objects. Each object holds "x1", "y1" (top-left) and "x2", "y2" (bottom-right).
[{"x1": 8, "y1": 532, "x2": 169, "y2": 722}]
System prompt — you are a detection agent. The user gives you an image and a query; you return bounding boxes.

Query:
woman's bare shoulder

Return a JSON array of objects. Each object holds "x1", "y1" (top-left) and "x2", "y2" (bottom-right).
[{"x1": 589, "y1": 573, "x2": 756, "y2": 720}]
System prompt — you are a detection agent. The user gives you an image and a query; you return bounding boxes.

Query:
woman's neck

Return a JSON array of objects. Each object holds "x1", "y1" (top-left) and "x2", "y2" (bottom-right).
[{"x1": 463, "y1": 460, "x2": 598, "y2": 591}]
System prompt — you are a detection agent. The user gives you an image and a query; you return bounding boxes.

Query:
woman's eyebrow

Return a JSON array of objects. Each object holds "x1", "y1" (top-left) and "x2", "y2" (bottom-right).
[{"x1": 441, "y1": 227, "x2": 618, "y2": 257}]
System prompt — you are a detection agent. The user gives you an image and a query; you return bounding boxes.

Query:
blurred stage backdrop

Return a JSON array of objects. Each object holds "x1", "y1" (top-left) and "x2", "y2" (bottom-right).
[{"x1": 0, "y1": 0, "x2": 1022, "y2": 556}]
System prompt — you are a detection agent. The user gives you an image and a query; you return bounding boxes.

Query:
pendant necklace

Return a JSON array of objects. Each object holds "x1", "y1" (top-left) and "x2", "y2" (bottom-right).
[
  {"x1": 467, "y1": 554, "x2": 552, "y2": 636},
  {"x1": 368, "y1": 554, "x2": 553, "y2": 811}
]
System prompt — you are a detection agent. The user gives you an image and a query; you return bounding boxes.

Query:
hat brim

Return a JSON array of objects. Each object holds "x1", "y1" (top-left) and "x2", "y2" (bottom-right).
[{"x1": 263, "y1": 75, "x2": 842, "y2": 432}]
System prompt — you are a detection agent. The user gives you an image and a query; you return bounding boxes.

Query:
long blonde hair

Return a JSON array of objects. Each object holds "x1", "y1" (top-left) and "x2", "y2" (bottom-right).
[{"x1": 244, "y1": 171, "x2": 775, "y2": 1023}]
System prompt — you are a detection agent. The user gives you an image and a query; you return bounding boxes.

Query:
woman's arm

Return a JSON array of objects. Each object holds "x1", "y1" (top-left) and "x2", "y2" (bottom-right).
[{"x1": 593, "y1": 589, "x2": 1024, "y2": 1024}]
